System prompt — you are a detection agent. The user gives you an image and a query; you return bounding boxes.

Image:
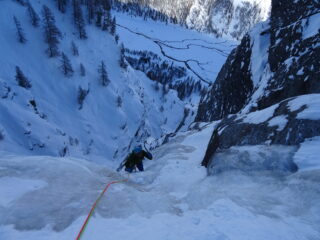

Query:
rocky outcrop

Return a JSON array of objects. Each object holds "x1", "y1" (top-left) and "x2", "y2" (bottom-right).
[
  {"x1": 196, "y1": 34, "x2": 253, "y2": 121},
  {"x1": 202, "y1": 94, "x2": 320, "y2": 170},
  {"x1": 198, "y1": 0, "x2": 320, "y2": 172},
  {"x1": 197, "y1": 0, "x2": 320, "y2": 122}
]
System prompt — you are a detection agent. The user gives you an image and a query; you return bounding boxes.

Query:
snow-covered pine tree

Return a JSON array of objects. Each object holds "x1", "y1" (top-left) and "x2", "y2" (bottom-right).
[
  {"x1": 110, "y1": 16, "x2": 116, "y2": 36},
  {"x1": 101, "y1": 0, "x2": 112, "y2": 11},
  {"x1": 15, "y1": 66, "x2": 32, "y2": 89},
  {"x1": 98, "y1": 61, "x2": 110, "y2": 86},
  {"x1": 57, "y1": 0, "x2": 68, "y2": 13},
  {"x1": 0, "y1": 130, "x2": 4, "y2": 141},
  {"x1": 95, "y1": 6, "x2": 103, "y2": 27},
  {"x1": 72, "y1": 0, "x2": 87, "y2": 39},
  {"x1": 71, "y1": 41, "x2": 79, "y2": 56},
  {"x1": 60, "y1": 52, "x2": 74, "y2": 77},
  {"x1": 116, "y1": 95, "x2": 122, "y2": 107},
  {"x1": 27, "y1": 2, "x2": 40, "y2": 27},
  {"x1": 14, "y1": 0, "x2": 26, "y2": 6},
  {"x1": 80, "y1": 63, "x2": 86, "y2": 76},
  {"x1": 13, "y1": 16, "x2": 27, "y2": 44},
  {"x1": 86, "y1": 0, "x2": 95, "y2": 24},
  {"x1": 102, "y1": 10, "x2": 112, "y2": 31},
  {"x1": 115, "y1": 34, "x2": 119, "y2": 44},
  {"x1": 119, "y1": 43, "x2": 128, "y2": 69},
  {"x1": 42, "y1": 5, "x2": 62, "y2": 57},
  {"x1": 78, "y1": 86, "x2": 89, "y2": 109}
]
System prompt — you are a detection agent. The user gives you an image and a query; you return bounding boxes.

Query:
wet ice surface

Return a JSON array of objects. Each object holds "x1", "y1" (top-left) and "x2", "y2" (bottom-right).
[
  {"x1": 0, "y1": 125, "x2": 320, "y2": 239},
  {"x1": 0, "y1": 177, "x2": 47, "y2": 207}
]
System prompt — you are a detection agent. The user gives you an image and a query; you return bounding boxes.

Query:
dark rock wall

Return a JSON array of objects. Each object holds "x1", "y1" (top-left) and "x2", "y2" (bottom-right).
[
  {"x1": 198, "y1": 0, "x2": 320, "y2": 170},
  {"x1": 197, "y1": 0, "x2": 320, "y2": 121},
  {"x1": 202, "y1": 97, "x2": 320, "y2": 167},
  {"x1": 196, "y1": 34, "x2": 253, "y2": 122}
]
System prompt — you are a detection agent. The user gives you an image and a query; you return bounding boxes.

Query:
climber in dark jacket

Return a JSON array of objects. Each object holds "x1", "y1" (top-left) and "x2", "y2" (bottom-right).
[{"x1": 124, "y1": 146, "x2": 153, "y2": 173}]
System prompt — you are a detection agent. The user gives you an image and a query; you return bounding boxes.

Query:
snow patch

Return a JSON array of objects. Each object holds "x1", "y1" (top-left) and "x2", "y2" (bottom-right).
[
  {"x1": 302, "y1": 13, "x2": 320, "y2": 40},
  {"x1": 294, "y1": 136, "x2": 320, "y2": 171},
  {"x1": 268, "y1": 115, "x2": 288, "y2": 131},
  {"x1": 241, "y1": 103, "x2": 278, "y2": 124},
  {"x1": 288, "y1": 94, "x2": 320, "y2": 120},
  {"x1": 0, "y1": 177, "x2": 47, "y2": 207},
  {"x1": 250, "y1": 21, "x2": 270, "y2": 88},
  {"x1": 209, "y1": 145, "x2": 298, "y2": 174}
]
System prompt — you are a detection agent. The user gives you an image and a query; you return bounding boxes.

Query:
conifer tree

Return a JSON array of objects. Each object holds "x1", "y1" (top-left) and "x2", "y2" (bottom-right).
[
  {"x1": 60, "y1": 52, "x2": 74, "y2": 77},
  {"x1": 71, "y1": 41, "x2": 79, "y2": 56},
  {"x1": 95, "y1": 7, "x2": 103, "y2": 27},
  {"x1": 102, "y1": 11, "x2": 111, "y2": 31},
  {"x1": 119, "y1": 43, "x2": 128, "y2": 69},
  {"x1": 57, "y1": 0, "x2": 68, "y2": 13},
  {"x1": 86, "y1": 0, "x2": 95, "y2": 24},
  {"x1": 42, "y1": 5, "x2": 62, "y2": 57},
  {"x1": 72, "y1": 0, "x2": 87, "y2": 39},
  {"x1": 101, "y1": 0, "x2": 111, "y2": 11},
  {"x1": 110, "y1": 17, "x2": 116, "y2": 36},
  {"x1": 78, "y1": 86, "x2": 89, "y2": 109},
  {"x1": 15, "y1": 66, "x2": 32, "y2": 89},
  {"x1": 13, "y1": 16, "x2": 27, "y2": 44},
  {"x1": 115, "y1": 34, "x2": 119, "y2": 44},
  {"x1": 27, "y1": 2, "x2": 40, "y2": 27},
  {"x1": 14, "y1": 0, "x2": 26, "y2": 6},
  {"x1": 98, "y1": 61, "x2": 110, "y2": 86},
  {"x1": 116, "y1": 95, "x2": 122, "y2": 108},
  {"x1": 80, "y1": 63, "x2": 86, "y2": 76}
]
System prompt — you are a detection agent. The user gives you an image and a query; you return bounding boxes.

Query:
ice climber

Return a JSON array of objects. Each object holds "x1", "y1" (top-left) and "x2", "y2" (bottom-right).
[{"x1": 117, "y1": 146, "x2": 153, "y2": 173}]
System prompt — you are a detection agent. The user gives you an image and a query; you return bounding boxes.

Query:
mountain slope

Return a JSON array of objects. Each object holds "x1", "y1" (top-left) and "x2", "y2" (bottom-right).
[
  {"x1": 118, "y1": 0, "x2": 271, "y2": 40},
  {"x1": 0, "y1": 0, "x2": 190, "y2": 161},
  {"x1": 195, "y1": 0, "x2": 320, "y2": 171}
]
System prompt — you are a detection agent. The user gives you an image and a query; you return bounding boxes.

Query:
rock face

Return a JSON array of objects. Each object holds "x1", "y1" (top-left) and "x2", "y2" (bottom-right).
[
  {"x1": 118, "y1": 0, "x2": 271, "y2": 40},
  {"x1": 197, "y1": 0, "x2": 320, "y2": 122},
  {"x1": 196, "y1": 34, "x2": 253, "y2": 121},
  {"x1": 196, "y1": 0, "x2": 320, "y2": 172}
]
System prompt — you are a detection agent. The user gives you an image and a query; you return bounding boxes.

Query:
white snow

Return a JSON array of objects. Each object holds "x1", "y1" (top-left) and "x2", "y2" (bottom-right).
[
  {"x1": 0, "y1": 1, "x2": 319, "y2": 240},
  {"x1": 268, "y1": 115, "x2": 288, "y2": 131},
  {"x1": 115, "y1": 12, "x2": 235, "y2": 85},
  {"x1": 0, "y1": 0, "x2": 194, "y2": 160},
  {"x1": 0, "y1": 177, "x2": 47, "y2": 207},
  {"x1": 241, "y1": 103, "x2": 278, "y2": 124},
  {"x1": 250, "y1": 21, "x2": 271, "y2": 88},
  {"x1": 288, "y1": 94, "x2": 320, "y2": 120},
  {"x1": 302, "y1": 13, "x2": 320, "y2": 40},
  {"x1": 208, "y1": 0, "x2": 271, "y2": 40},
  {"x1": 1, "y1": 125, "x2": 319, "y2": 239},
  {"x1": 294, "y1": 136, "x2": 320, "y2": 171}
]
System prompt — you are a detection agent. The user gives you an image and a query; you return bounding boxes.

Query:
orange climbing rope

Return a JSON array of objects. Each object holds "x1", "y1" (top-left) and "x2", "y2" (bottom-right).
[{"x1": 75, "y1": 177, "x2": 129, "y2": 240}]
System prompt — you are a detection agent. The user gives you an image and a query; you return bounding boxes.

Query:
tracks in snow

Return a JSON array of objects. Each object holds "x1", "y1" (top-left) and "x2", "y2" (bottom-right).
[{"x1": 117, "y1": 24, "x2": 231, "y2": 85}]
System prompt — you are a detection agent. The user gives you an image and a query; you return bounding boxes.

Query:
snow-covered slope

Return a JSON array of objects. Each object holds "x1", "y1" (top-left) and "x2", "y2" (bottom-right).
[
  {"x1": 1, "y1": 0, "x2": 225, "y2": 161},
  {"x1": 115, "y1": 11, "x2": 235, "y2": 88},
  {"x1": 1, "y1": 124, "x2": 319, "y2": 239},
  {"x1": 118, "y1": 0, "x2": 271, "y2": 40}
]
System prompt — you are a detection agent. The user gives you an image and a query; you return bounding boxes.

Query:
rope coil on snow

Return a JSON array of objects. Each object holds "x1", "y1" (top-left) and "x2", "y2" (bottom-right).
[{"x1": 75, "y1": 176, "x2": 129, "y2": 240}]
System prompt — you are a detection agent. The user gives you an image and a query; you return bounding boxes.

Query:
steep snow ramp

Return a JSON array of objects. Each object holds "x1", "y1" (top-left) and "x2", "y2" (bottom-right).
[{"x1": 1, "y1": 124, "x2": 320, "y2": 239}]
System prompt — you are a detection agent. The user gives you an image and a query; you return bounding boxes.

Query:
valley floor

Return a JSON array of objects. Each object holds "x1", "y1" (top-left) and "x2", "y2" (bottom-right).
[{"x1": 1, "y1": 124, "x2": 319, "y2": 240}]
